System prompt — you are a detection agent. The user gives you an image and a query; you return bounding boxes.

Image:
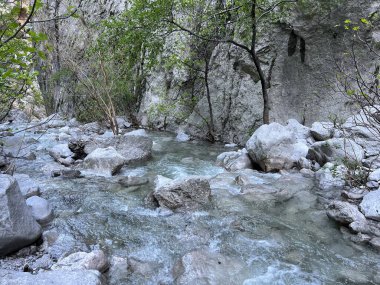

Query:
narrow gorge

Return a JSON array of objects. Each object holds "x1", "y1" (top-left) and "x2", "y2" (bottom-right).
[{"x1": 0, "y1": 1, "x2": 380, "y2": 284}]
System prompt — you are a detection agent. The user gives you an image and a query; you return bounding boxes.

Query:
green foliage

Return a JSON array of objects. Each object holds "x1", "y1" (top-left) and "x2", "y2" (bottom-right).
[{"x1": 0, "y1": 1, "x2": 45, "y2": 118}]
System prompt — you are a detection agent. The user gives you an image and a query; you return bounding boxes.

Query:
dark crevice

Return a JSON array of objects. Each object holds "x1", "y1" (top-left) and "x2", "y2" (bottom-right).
[
  {"x1": 288, "y1": 30, "x2": 306, "y2": 63},
  {"x1": 300, "y1": 37, "x2": 306, "y2": 63},
  {"x1": 288, "y1": 30, "x2": 298, "y2": 56}
]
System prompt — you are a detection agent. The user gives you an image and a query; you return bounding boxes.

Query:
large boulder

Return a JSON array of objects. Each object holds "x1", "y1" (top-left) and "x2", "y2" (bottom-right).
[
  {"x1": 245, "y1": 122, "x2": 309, "y2": 172},
  {"x1": 153, "y1": 176, "x2": 211, "y2": 211},
  {"x1": 0, "y1": 269, "x2": 104, "y2": 285},
  {"x1": 0, "y1": 175, "x2": 41, "y2": 256},
  {"x1": 307, "y1": 138, "x2": 365, "y2": 166},
  {"x1": 83, "y1": 147, "x2": 126, "y2": 176},
  {"x1": 84, "y1": 136, "x2": 153, "y2": 164},
  {"x1": 173, "y1": 250, "x2": 248, "y2": 285},
  {"x1": 359, "y1": 189, "x2": 380, "y2": 221}
]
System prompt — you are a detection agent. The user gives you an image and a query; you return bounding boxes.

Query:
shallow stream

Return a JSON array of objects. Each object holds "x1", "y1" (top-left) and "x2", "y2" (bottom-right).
[{"x1": 13, "y1": 130, "x2": 380, "y2": 284}]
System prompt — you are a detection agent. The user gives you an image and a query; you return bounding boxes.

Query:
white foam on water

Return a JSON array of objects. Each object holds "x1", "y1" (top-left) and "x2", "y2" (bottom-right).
[{"x1": 243, "y1": 261, "x2": 322, "y2": 285}]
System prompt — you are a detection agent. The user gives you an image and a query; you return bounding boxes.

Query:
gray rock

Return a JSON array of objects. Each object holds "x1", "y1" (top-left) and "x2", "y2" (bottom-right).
[
  {"x1": 367, "y1": 181, "x2": 379, "y2": 189},
  {"x1": 0, "y1": 175, "x2": 41, "y2": 257},
  {"x1": 26, "y1": 196, "x2": 54, "y2": 225},
  {"x1": 363, "y1": 156, "x2": 380, "y2": 169},
  {"x1": 343, "y1": 108, "x2": 380, "y2": 157},
  {"x1": 300, "y1": 168, "x2": 314, "y2": 178},
  {"x1": 246, "y1": 122, "x2": 308, "y2": 172},
  {"x1": 359, "y1": 189, "x2": 380, "y2": 221},
  {"x1": 116, "y1": 117, "x2": 131, "y2": 129},
  {"x1": 310, "y1": 122, "x2": 334, "y2": 141},
  {"x1": 286, "y1": 119, "x2": 311, "y2": 142},
  {"x1": 68, "y1": 118, "x2": 80, "y2": 127},
  {"x1": 108, "y1": 256, "x2": 129, "y2": 285},
  {"x1": 154, "y1": 175, "x2": 174, "y2": 189},
  {"x1": 51, "y1": 169, "x2": 83, "y2": 179},
  {"x1": 2, "y1": 136, "x2": 38, "y2": 159},
  {"x1": 173, "y1": 250, "x2": 248, "y2": 285},
  {"x1": 369, "y1": 237, "x2": 380, "y2": 251},
  {"x1": 307, "y1": 138, "x2": 365, "y2": 166},
  {"x1": 84, "y1": 147, "x2": 126, "y2": 176},
  {"x1": 298, "y1": 157, "x2": 312, "y2": 170},
  {"x1": 80, "y1": 122, "x2": 103, "y2": 135},
  {"x1": 124, "y1": 129, "x2": 147, "y2": 137},
  {"x1": 128, "y1": 258, "x2": 159, "y2": 278},
  {"x1": 13, "y1": 174, "x2": 40, "y2": 198},
  {"x1": 49, "y1": 144, "x2": 73, "y2": 159},
  {"x1": 341, "y1": 188, "x2": 369, "y2": 201},
  {"x1": 153, "y1": 177, "x2": 211, "y2": 211},
  {"x1": 49, "y1": 144, "x2": 75, "y2": 166},
  {"x1": 315, "y1": 164, "x2": 347, "y2": 190},
  {"x1": 43, "y1": 231, "x2": 88, "y2": 260},
  {"x1": 176, "y1": 132, "x2": 190, "y2": 142},
  {"x1": 368, "y1": 169, "x2": 380, "y2": 182},
  {"x1": 84, "y1": 136, "x2": 153, "y2": 164},
  {"x1": 5, "y1": 109, "x2": 29, "y2": 123},
  {"x1": 216, "y1": 149, "x2": 253, "y2": 171},
  {"x1": 0, "y1": 269, "x2": 103, "y2": 285},
  {"x1": 327, "y1": 201, "x2": 366, "y2": 225},
  {"x1": 117, "y1": 176, "x2": 149, "y2": 187},
  {"x1": 52, "y1": 250, "x2": 109, "y2": 273}
]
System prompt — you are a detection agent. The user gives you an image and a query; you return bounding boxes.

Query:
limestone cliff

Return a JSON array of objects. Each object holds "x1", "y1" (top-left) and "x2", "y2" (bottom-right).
[{"x1": 35, "y1": 0, "x2": 380, "y2": 144}]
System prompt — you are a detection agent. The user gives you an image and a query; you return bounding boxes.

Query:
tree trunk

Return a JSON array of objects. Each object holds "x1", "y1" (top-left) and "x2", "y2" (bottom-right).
[
  {"x1": 250, "y1": 0, "x2": 269, "y2": 124},
  {"x1": 204, "y1": 58, "x2": 215, "y2": 140}
]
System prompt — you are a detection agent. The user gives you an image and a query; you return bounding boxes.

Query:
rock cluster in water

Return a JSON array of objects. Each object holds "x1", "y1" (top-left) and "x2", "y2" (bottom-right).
[{"x1": 1, "y1": 108, "x2": 380, "y2": 284}]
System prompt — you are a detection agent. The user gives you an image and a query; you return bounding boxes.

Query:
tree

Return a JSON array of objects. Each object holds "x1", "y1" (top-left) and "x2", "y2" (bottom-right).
[
  {"x1": 0, "y1": 0, "x2": 45, "y2": 121},
  {"x1": 333, "y1": 16, "x2": 380, "y2": 141},
  {"x1": 166, "y1": 0, "x2": 299, "y2": 124}
]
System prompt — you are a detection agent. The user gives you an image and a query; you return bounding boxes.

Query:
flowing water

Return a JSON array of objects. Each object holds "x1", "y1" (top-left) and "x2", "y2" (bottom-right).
[{"x1": 12, "y1": 129, "x2": 380, "y2": 284}]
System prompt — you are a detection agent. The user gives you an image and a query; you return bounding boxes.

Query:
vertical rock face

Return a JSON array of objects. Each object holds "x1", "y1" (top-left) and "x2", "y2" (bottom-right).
[
  {"x1": 35, "y1": 0, "x2": 126, "y2": 114},
  {"x1": 0, "y1": 175, "x2": 42, "y2": 257},
  {"x1": 36, "y1": 1, "x2": 380, "y2": 143}
]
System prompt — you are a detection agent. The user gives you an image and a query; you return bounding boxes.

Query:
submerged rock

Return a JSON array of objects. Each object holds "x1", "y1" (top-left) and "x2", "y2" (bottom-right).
[
  {"x1": 84, "y1": 147, "x2": 126, "y2": 176},
  {"x1": 176, "y1": 132, "x2": 191, "y2": 142},
  {"x1": 117, "y1": 176, "x2": 149, "y2": 187},
  {"x1": 173, "y1": 250, "x2": 248, "y2": 285},
  {"x1": 124, "y1": 129, "x2": 147, "y2": 137},
  {"x1": 0, "y1": 269, "x2": 103, "y2": 285},
  {"x1": 153, "y1": 176, "x2": 211, "y2": 211},
  {"x1": 0, "y1": 175, "x2": 41, "y2": 257}
]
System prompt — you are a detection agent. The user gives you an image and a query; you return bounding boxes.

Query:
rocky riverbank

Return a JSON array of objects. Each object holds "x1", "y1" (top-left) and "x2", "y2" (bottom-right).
[{"x1": 0, "y1": 110, "x2": 380, "y2": 284}]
